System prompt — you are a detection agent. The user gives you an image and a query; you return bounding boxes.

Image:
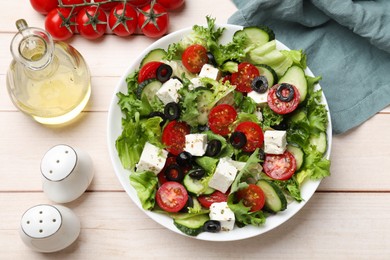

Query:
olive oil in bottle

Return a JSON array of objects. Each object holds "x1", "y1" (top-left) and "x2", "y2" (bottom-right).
[{"x1": 7, "y1": 19, "x2": 91, "y2": 125}]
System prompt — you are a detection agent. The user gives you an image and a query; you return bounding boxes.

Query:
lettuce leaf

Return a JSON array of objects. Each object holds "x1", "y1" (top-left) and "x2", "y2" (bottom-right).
[{"x1": 130, "y1": 171, "x2": 158, "y2": 210}]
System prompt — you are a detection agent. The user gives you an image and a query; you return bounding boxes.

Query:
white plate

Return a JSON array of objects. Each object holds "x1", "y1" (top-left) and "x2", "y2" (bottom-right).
[{"x1": 107, "y1": 24, "x2": 332, "y2": 241}]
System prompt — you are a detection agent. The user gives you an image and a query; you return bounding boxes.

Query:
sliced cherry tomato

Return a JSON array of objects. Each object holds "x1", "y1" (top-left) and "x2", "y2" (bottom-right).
[
  {"x1": 156, "y1": 0, "x2": 184, "y2": 10},
  {"x1": 231, "y1": 62, "x2": 260, "y2": 93},
  {"x1": 198, "y1": 191, "x2": 228, "y2": 209},
  {"x1": 156, "y1": 181, "x2": 188, "y2": 212},
  {"x1": 138, "y1": 2, "x2": 169, "y2": 38},
  {"x1": 76, "y1": 6, "x2": 107, "y2": 40},
  {"x1": 208, "y1": 104, "x2": 237, "y2": 136},
  {"x1": 30, "y1": 0, "x2": 58, "y2": 15},
  {"x1": 267, "y1": 83, "x2": 300, "y2": 114},
  {"x1": 263, "y1": 151, "x2": 297, "y2": 180},
  {"x1": 138, "y1": 61, "x2": 164, "y2": 83},
  {"x1": 45, "y1": 8, "x2": 76, "y2": 41},
  {"x1": 181, "y1": 44, "x2": 208, "y2": 74},
  {"x1": 162, "y1": 121, "x2": 190, "y2": 156},
  {"x1": 108, "y1": 3, "x2": 138, "y2": 37},
  {"x1": 236, "y1": 184, "x2": 265, "y2": 212},
  {"x1": 235, "y1": 121, "x2": 264, "y2": 152}
]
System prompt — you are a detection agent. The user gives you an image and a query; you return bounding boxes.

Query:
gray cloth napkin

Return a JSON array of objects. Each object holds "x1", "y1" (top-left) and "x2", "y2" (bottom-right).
[{"x1": 228, "y1": 0, "x2": 390, "y2": 134}]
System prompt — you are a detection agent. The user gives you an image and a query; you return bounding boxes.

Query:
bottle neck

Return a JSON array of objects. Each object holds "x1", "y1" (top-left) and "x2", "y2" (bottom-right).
[{"x1": 11, "y1": 19, "x2": 54, "y2": 71}]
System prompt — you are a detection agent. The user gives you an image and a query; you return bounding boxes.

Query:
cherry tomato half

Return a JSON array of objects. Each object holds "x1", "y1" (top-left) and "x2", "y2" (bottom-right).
[
  {"x1": 231, "y1": 62, "x2": 260, "y2": 93},
  {"x1": 138, "y1": 2, "x2": 169, "y2": 38},
  {"x1": 108, "y1": 3, "x2": 138, "y2": 37},
  {"x1": 76, "y1": 6, "x2": 107, "y2": 40},
  {"x1": 162, "y1": 121, "x2": 191, "y2": 156},
  {"x1": 208, "y1": 104, "x2": 237, "y2": 136},
  {"x1": 182, "y1": 44, "x2": 209, "y2": 74},
  {"x1": 235, "y1": 121, "x2": 264, "y2": 152},
  {"x1": 30, "y1": 0, "x2": 58, "y2": 15},
  {"x1": 156, "y1": 0, "x2": 185, "y2": 10},
  {"x1": 267, "y1": 83, "x2": 300, "y2": 114},
  {"x1": 236, "y1": 184, "x2": 266, "y2": 212},
  {"x1": 45, "y1": 8, "x2": 76, "y2": 41},
  {"x1": 198, "y1": 190, "x2": 228, "y2": 209},
  {"x1": 263, "y1": 151, "x2": 297, "y2": 180},
  {"x1": 138, "y1": 61, "x2": 164, "y2": 83},
  {"x1": 156, "y1": 181, "x2": 188, "y2": 212}
]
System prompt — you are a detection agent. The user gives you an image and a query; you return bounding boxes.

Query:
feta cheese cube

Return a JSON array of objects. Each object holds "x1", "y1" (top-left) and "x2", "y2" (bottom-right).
[
  {"x1": 264, "y1": 130, "x2": 287, "y2": 154},
  {"x1": 184, "y1": 134, "x2": 207, "y2": 156},
  {"x1": 208, "y1": 157, "x2": 238, "y2": 193},
  {"x1": 188, "y1": 77, "x2": 203, "y2": 91},
  {"x1": 156, "y1": 78, "x2": 183, "y2": 105},
  {"x1": 136, "y1": 142, "x2": 168, "y2": 174},
  {"x1": 209, "y1": 202, "x2": 235, "y2": 231},
  {"x1": 199, "y1": 64, "x2": 220, "y2": 80},
  {"x1": 248, "y1": 90, "x2": 268, "y2": 104}
]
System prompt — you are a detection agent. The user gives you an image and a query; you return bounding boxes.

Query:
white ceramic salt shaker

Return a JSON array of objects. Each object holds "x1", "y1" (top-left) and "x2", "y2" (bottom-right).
[
  {"x1": 19, "y1": 204, "x2": 80, "y2": 253},
  {"x1": 40, "y1": 144, "x2": 94, "y2": 203}
]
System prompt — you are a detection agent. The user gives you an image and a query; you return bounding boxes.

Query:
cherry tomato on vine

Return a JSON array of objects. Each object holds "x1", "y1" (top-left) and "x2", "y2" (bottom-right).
[
  {"x1": 30, "y1": 0, "x2": 58, "y2": 15},
  {"x1": 138, "y1": 2, "x2": 169, "y2": 38},
  {"x1": 76, "y1": 6, "x2": 107, "y2": 40},
  {"x1": 108, "y1": 3, "x2": 138, "y2": 37},
  {"x1": 156, "y1": 0, "x2": 184, "y2": 10},
  {"x1": 93, "y1": 0, "x2": 118, "y2": 11},
  {"x1": 45, "y1": 8, "x2": 76, "y2": 41},
  {"x1": 128, "y1": 0, "x2": 151, "y2": 7},
  {"x1": 62, "y1": 0, "x2": 87, "y2": 12}
]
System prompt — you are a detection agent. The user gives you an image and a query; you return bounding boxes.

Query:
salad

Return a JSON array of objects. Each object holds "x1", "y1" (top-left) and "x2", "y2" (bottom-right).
[{"x1": 115, "y1": 17, "x2": 331, "y2": 237}]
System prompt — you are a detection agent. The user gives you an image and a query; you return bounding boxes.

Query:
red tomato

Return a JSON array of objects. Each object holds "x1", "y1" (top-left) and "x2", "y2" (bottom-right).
[
  {"x1": 263, "y1": 151, "x2": 297, "y2": 180},
  {"x1": 138, "y1": 61, "x2": 164, "y2": 83},
  {"x1": 157, "y1": 156, "x2": 176, "y2": 185},
  {"x1": 208, "y1": 104, "x2": 237, "y2": 136},
  {"x1": 156, "y1": 0, "x2": 184, "y2": 10},
  {"x1": 162, "y1": 121, "x2": 190, "y2": 156},
  {"x1": 108, "y1": 3, "x2": 138, "y2": 37},
  {"x1": 236, "y1": 184, "x2": 265, "y2": 212},
  {"x1": 128, "y1": 0, "x2": 151, "y2": 7},
  {"x1": 61, "y1": 0, "x2": 87, "y2": 12},
  {"x1": 231, "y1": 62, "x2": 260, "y2": 93},
  {"x1": 93, "y1": 0, "x2": 118, "y2": 11},
  {"x1": 76, "y1": 6, "x2": 107, "y2": 40},
  {"x1": 198, "y1": 191, "x2": 228, "y2": 209},
  {"x1": 182, "y1": 44, "x2": 209, "y2": 74},
  {"x1": 30, "y1": 0, "x2": 58, "y2": 15},
  {"x1": 267, "y1": 83, "x2": 300, "y2": 114},
  {"x1": 45, "y1": 8, "x2": 76, "y2": 41},
  {"x1": 235, "y1": 121, "x2": 264, "y2": 152},
  {"x1": 156, "y1": 181, "x2": 188, "y2": 212},
  {"x1": 138, "y1": 2, "x2": 169, "y2": 38}
]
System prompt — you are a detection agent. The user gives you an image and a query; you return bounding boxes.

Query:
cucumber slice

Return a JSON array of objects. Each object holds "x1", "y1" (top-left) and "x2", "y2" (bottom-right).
[
  {"x1": 256, "y1": 64, "x2": 278, "y2": 87},
  {"x1": 196, "y1": 89, "x2": 213, "y2": 125},
  {"x1": 136, "y1": 79, "x2": 162, "y2": 101},
  {"x1": 233, "y1": 26, "x2": 275, "y2": 47},
  {"x1": 309, "y1": 131, "x2": 327, "y2": 154},
  {"x1": 183, "y1": 174, "x2": 207, "y2": 195},
  {"x1": 257, "y1": 179, "x2": 287, "y2": 213},
  {"x1": 287, "y1": 145, "x2": 304, "y2": 170},
  {"x1": 173, "y1": 214, "x2": 209, "y2": 236},
  {"x1": 278, "y1": 65, "x2": 307, "y2": 103},
  {"x1": 140, "y1": 48, "x2": 167, "y2": 67}
]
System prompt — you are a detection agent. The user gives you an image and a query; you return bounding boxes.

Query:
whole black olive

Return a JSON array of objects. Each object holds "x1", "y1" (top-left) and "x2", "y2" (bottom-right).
[
  {"x1": 176, "y1": 151, "x2": 192, "y2": 167},
  {"x1": 164, "y1": 102, "x2": 181, "y2": 121},
  {"x1": 230, "y1": 131, "x2": 247, "y2": 149},
  {"x1": 188, "y1": 167, "x2": 206, "y2": 180},
  {"x1": 164, "y1": 164, "x2": 184, "y2": 182},
  {"x1": 205, "y1": 139, "x2": 222, "y2": 157},
  {"x1": 207, "y1": 52, "x2": 218, "y2": 67},
  {"x1": 276, "y1": 83, "x2": 295, "y2": 102},
  {"x1": 203, "y1": 220, "x2": 221, "y2": 233},
  {"x1": 156, "y1": 64, "x2": 173, "y2": 83},
  {"x1": 251, "y1": 76, "x2": 269, "y2": 94}
]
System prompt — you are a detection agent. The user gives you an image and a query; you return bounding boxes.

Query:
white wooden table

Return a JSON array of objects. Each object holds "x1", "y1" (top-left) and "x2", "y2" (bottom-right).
[{"x1": 1, "y1": 1, "x2": 390, "y2": 259}]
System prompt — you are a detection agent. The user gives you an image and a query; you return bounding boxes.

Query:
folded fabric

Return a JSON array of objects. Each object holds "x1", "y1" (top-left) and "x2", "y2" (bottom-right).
[{"x1": 228, "y1": 0, "x2": 390, "y2": 134}]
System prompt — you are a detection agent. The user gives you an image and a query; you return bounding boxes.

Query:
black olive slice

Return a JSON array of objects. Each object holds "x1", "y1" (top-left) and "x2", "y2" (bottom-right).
[
  {"x1": 205, "y1": 139, "x2": 222, "y2": 157},
  {"x1": 171, "y1": 76, "x2": 183, "y2": 83},
  {"x1": 147, "y1": 111, "x2": 166, "y2": 126},
  {"x1": 207, "y1": 52, "x2": 217, "y2": 67},
  {"x1": 230, "y1": 131, "x2": 247, "y2": 149},
  {"x1": 203, "y1": 220, "x2": 221, "y2": 233},
  {"x1": 251, "y1": 76, "x2": 269, "y2": 93},
  {"x1": 164, "y1": 102, "x2": 181, "y2": 120},
  {"x1": 276, "y1": 83, "x2": 294, "y2": 102},
  {"x1": 198, "y1": 124, "x2": 209, "y2": 132},
  {"x1": 156, "y1": 64, "x2": 173, "y2": 83},
  {"x1": 176, "y1": 151, "x2": 192, "y2": 167},
  {"x1": 188, "y1": 167, "x2": 206, "y2": 180},
  {"x1": 180, "y1": 195, "x2": 194, "y2": 213},
  {"x1": 164, "y1": 164, "x2": 184, "y2": 182}
]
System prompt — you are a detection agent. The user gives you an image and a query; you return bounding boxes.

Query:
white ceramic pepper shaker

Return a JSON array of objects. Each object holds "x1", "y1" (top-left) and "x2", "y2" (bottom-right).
[
  {"x1": 19, "y1": 204, "x2": 80, "y2": 253},
  {"x1": 40, "y1": 144, "x2": 94, "y2": 203}
]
